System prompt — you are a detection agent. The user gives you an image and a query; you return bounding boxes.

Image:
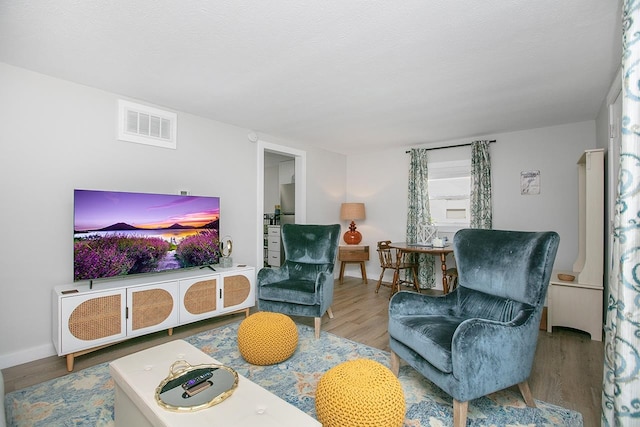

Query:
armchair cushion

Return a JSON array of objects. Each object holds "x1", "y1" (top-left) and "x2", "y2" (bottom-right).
[
  {"x1": 457, "y1": 287, "x2": 532, "y2": 323},
  {"x1": 258, "y1": 277, "x2": 318, "y2": 305},
  {"x1": 389, "y1": 312, "x2": 465, "y2": 373},
  {"x1": 389, "y1": 286, "x2": 534, "y2": 374}
]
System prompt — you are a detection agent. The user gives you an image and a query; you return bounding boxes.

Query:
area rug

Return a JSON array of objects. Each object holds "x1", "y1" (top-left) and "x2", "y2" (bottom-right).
[{"x1": 5, "y1": 322, "x2": 583, "y2": 426}]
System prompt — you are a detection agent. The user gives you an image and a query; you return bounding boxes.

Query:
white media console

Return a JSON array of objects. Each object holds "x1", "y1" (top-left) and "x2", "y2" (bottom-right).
[{"x1": 53, "y1": 264, "x2": 255, "y2": 371}]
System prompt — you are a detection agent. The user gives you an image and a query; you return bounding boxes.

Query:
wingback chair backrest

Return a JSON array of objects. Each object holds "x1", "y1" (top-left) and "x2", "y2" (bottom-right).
[
  {"x1": 281, "y1": 224, "x2": 341, "y2": 270},
  {"x1": 453, "y1": 229, "x2": 559, "y2": 307}
]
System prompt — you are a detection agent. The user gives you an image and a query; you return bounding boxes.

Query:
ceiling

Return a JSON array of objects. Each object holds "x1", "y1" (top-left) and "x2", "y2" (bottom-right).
[{"x1": 0, "y1": 1, "x2": 622, "y2": 155}]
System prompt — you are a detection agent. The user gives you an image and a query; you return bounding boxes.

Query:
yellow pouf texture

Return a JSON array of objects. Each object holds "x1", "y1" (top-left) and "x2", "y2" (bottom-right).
[
  {"x1": 315, "y1": 358, "x2": 405, "y2": 427},
  {"x1": 237, "y1": 312, "x2": 298, "y2": 366}
]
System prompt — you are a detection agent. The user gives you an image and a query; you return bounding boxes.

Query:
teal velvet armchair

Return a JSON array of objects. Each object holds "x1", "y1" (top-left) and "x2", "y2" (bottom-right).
[
  {"x1": 388, "y1": 229, "x2": 559, "y2": 427},
  {"x1": 257, "y1": 224, "x2": 341, "y2": 339}
]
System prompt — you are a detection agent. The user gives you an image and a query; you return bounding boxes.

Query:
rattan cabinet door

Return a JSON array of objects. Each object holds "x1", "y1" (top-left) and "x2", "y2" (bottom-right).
[
  {"x1": 126, "y1": 281, "x2": 179, "y2": 337},
  {"x1": 60, "y1": 289, "x2": 127, "y2": 354},
  {"x1": 220, "y1": 267, "x2": 255, "y2": 314},
  {"x1": 178, "y1": 274, "x2": 219, "y2": 324}
]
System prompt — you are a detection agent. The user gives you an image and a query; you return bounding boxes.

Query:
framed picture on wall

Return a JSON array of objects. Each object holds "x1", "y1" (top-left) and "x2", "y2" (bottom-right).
[{"x1": 520, "y1": 170, "x2": 540, "y2": 195}]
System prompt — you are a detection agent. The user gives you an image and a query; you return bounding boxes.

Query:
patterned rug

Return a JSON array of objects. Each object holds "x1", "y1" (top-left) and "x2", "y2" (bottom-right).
[{"x1": 5, "y1": 322, "x2": 583, "y2": 426}]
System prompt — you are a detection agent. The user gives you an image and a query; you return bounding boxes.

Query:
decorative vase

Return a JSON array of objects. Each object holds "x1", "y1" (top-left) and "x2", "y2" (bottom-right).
[
  {"x1": 220, "y1": 235, "x2": 233, "y2": 267},
  {"x1": 417, "y1": 222, "x2": 437, "y2": 246},
  {"x1": 343, "y1": 221, "x2": 362, "y2": 245}
]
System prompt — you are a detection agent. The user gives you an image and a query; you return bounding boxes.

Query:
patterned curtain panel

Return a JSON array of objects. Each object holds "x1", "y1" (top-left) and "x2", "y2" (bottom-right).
[
  {"x1": 406, "y1": 148, "x2": 436, "y2": 289},
  {"x1": 602, "y1": 2, "x2": 640, "y2": 425},
  {"x1": 470, "y1": 140, "x2": 492, "y2": 229}
]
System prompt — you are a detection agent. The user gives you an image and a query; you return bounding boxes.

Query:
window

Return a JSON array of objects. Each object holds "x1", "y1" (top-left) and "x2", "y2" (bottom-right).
[{"x1": 428, "y1": 160, "x2": 471, "y2": 232}]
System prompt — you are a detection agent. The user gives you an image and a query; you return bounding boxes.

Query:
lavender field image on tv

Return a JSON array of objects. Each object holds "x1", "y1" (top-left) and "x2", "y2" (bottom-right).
[{"x1": 74, "y1": 189, "x2": 220, "y2": 281}]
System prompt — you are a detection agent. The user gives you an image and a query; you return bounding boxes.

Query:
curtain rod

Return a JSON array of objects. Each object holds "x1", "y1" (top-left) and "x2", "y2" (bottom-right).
[{"x1": 405, "y1": 140, "x2": 496, "y2": 153}]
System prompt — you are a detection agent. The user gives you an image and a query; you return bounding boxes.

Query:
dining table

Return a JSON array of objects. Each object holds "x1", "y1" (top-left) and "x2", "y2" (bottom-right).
[{"x1": 388, "y1": 242, "x2": 455, "y2": 293}]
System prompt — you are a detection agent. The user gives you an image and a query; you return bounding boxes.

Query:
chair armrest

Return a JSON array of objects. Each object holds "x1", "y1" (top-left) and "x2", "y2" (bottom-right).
[
  {"x1": 316, "y1": 271, "x2": 335, "y2": 306},
  {"x1": 389, "y1": 290, "x2": 458, "y2": 317},
  {"x1": 451, "y1": 311, "x2": 537, "y2": 390},
  {"x1": 257, "y1": 265, "x2": 290, "y2": 286}
]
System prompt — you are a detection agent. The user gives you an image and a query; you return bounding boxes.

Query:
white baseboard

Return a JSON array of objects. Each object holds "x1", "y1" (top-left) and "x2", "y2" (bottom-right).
[{"x1": 0, "y1": 343, "x2": 56, "y2": 370}]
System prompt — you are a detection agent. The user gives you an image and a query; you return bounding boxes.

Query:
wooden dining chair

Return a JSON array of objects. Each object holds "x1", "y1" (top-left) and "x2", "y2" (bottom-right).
[
  {"x1": 445, "y1": 267, "x2": 458, "y2": 292},
  {"x1": 375, "y1": 241, "x2": 420, "y2": 297}
]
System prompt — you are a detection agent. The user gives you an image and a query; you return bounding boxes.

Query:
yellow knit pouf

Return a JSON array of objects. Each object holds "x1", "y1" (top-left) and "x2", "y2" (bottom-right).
[
  {"x1": 237, "y1": 312, "x2": 298, "y2": 365},
  {"x1": 315, "y1": 358, "x2": 405, "y2": 427}
]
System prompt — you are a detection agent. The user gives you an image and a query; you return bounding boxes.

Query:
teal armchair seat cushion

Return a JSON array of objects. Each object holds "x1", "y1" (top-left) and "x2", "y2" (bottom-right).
[
  {"x1": 389, "y1": 311, "x2": 466, "y2": 373},
  {"x1": 258, "y1": 265, "x2": 334, "y2": 306},
  {"x1": 259, "y1": 278, "x2": 317, "y2": 304},
  {"x1": 388, "y1": 228, "x2": 559, "y2": 404}
]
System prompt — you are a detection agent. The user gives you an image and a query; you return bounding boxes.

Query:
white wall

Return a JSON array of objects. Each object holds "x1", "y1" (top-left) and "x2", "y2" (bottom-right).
[
  {"x1": 344, "y1": 122, "x2": 595, "y2": 287},
  {"x1": 263, "y1": 163, "x2": 279, "y2": 212},
  {"x1": 0, "y1": 63, "x2": 346, "y2": 368},
  {"x1": 306, "y1": 149, "x2": 347, "y2": 225}
]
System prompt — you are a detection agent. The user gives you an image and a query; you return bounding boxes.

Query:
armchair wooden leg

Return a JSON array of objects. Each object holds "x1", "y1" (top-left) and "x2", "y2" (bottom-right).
[
  {"x1": 453, "y1": 400, "x2": 468, "y2": 427},
  {"x1": 314, "y1": 308, "x2": 334, "y2": 339},
  {"x1": 517, "y1": 381, "x2": 537, "y2": 407},
  {"x1": 390, "y1": 350, "x2": 400, "y2": 376},
  {"x1": 314, "y1": 317, "x2": 321, "y2": 339}
]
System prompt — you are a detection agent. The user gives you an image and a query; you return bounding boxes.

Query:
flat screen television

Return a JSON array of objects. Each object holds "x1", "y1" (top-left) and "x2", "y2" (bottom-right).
[{"x1": 73, "y1": 189, "x2": 220, "y2": 282}]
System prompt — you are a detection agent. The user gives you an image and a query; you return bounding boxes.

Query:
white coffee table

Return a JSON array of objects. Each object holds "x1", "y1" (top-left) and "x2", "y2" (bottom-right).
[{"x1": 109, "y1": 339, "x2": 321, "y2": 427}]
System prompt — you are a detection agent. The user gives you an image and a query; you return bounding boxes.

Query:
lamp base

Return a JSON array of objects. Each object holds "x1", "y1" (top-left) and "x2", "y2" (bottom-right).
[{"x1": 343, "y1": 230, "x2": 362, "y2": 245}]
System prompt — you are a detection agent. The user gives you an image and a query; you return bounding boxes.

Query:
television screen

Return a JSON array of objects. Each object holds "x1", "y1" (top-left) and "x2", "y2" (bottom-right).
[{"x1": 73, "y1": 189, "x2": 220, "y2": 282}]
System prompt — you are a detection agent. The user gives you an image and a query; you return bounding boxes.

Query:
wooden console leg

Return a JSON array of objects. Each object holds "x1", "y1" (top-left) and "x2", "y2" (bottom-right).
[
  {"x1": 66, "y1": 354, "x2": 75, "y2": 372},
  {"x1": 360, "y1": 261, "x2": 368, "y2": 284},
  {"x1": 167, "y1": 328, "x2": 173, "y2": 336},
  {"x1": 339, "y1": 261, "x2": 346, "y2": 284}
]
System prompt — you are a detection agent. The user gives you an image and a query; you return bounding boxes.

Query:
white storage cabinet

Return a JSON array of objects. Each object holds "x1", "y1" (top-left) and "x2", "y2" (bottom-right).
[
  {"x1": 547, "y1": 149, "x2": 604, "y2": 341},
  {"x1": 267, "y1": 225, "x2": 282, "y2": 267}
]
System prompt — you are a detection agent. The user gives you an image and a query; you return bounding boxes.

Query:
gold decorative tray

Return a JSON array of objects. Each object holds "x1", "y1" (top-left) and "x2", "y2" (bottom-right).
[{"x1": 155, "y1": 360, "x2": 238, "y2": 412}]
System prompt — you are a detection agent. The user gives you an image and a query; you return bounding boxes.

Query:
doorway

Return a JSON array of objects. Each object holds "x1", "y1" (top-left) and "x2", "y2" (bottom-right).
[{"x1": 256, "y1": 140, "x2": 307, "y2": 268}]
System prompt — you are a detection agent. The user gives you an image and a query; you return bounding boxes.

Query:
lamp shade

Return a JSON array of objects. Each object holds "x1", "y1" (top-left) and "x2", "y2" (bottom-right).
[
  {"x1": 340, "y1": 203, "x2": 366, "y2": 221},
  {"x1": 340, "y1": 203, "x2": 365, "y2": 244}
]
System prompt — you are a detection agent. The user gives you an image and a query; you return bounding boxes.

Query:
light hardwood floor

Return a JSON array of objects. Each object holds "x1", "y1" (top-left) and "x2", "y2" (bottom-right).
[{"x1": 2, "y1": 276, "x2": 603, "y2": 426}]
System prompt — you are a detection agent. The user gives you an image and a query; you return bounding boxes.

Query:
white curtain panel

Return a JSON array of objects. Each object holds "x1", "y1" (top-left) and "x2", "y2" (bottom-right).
[{"x1": 602, "y1": 1, "x2": 640, "y2": 425}]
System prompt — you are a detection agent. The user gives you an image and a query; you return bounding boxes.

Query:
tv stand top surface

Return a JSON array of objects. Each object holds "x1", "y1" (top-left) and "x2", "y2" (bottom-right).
[{"x1": 54, "y1": 264, "x2": 253, "y2": 296}]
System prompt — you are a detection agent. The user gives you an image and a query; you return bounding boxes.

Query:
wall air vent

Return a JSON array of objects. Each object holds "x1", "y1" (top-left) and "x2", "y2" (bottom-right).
[{"x1": 118, "y1": 100, "x2": 177, "y2": 149}]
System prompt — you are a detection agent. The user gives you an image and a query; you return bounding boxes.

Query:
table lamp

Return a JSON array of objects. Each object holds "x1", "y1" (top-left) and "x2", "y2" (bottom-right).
[{"x1": 340, "y1": 203, "x2": 366, "y2": 244}]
